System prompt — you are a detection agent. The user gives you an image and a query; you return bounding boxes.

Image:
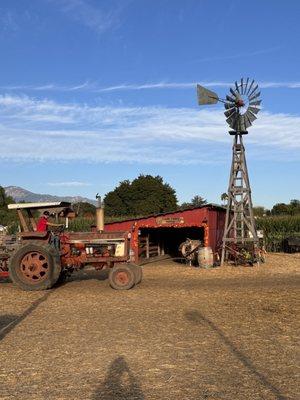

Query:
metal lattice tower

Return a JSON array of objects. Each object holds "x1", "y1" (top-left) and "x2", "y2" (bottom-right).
[
  {"x1": 220, "y1": 132, "x2": 259, "y2": 265},
  {"x1": 196, "y1": 78, "x2": 261, "y2": 265}
]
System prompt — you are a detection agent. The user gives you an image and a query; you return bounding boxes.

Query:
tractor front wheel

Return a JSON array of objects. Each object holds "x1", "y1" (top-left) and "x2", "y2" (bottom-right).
[
  {"x1": 108, "y1": 264, "x2": 135, "y2": 290},
  {"x1": 129, "y1": 264, "x2": 143, "y2": 284},
  {"x1": 9, "y1": 243, "x2": 61, "y2": 291}
]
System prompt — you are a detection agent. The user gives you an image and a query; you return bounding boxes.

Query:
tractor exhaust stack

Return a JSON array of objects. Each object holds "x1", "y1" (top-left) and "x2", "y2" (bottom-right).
[{"x1": 96, "y1": 194, "x2": 104, "y2": 232}]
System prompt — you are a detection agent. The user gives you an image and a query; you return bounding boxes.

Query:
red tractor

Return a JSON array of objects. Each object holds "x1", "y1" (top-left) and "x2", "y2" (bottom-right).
[{"x1": 0, "y1": 202, "x2": 142, "y2": 291}]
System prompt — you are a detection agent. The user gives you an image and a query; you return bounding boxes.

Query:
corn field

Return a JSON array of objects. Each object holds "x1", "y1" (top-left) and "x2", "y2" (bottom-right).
[{"x1": 256, "y1": 215, "x2": 300, "y2": 252}]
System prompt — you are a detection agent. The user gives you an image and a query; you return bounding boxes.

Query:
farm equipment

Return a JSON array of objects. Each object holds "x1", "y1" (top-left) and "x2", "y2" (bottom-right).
[
  {"x1": 179, "y1": 238, "x2": 201, "y2": 265},
  {"x1": 0, "y1": 202, "x2": 142, "y2": 291},
  {"x1": 179, "y1": 238, "x2": 214, "y2": 268}
]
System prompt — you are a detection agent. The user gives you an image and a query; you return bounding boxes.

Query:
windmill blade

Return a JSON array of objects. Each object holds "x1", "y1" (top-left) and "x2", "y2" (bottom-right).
[
  {"x1": 248, "y1": 84, "x2": 259, "y2": 98},
  {"x1": 249, "y1": 99, "x2": 261, "y2": 107},
  {"x1": 240, "y1": 115, "x2": 248, "y2": 131},
  {"x1": 197, "y1": 84, "x2": 219, "y2": 105},
  {"x1": 232, "y1": 118, "x2": 239, "y2": 131},
  {"x1": 243, "y1": 78, "x2": 249, "y2": 95},
  {"x1": 240, "y1": 78, "x2": 244, "y2": 94},
  {"x1": 246, "y1": 110, "x2": 257, "y2": 123},
  {"x1": 249, "y1": 91, "x2": 261, "y2": 102},
  {"x1": 230, "y1": 87, "x2": 237, "y2": 98},
  {"x1": 244, "y1": 114, "x2": 252, "y2": 128},
  {"x1": 224, "y1": 108, "x2": 236, "y2": 118},
  {"x1": 225, "y1": 101, "x2": 235, "y2": 110},
  {"x1": 226, "y1": 115, "x2": 237, "y2": 128},
  {"x1": 248, "y1": 106, "x2": 260, "y2": 115},
  {"x1": 245, "y1": 111, "x2": 257, "y2": 124},
  {"x1": 246, "y1": 79, "x2": 255, "y2": 95},
  {"x1": 235, "y1": 81, "x2": 241, "y2": 94},
  {"x1": 226, "y1": 94, "x2": 236, "y2": 103}
]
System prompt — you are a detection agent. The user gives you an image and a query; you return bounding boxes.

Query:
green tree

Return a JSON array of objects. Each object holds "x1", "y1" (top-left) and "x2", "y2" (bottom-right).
[
  {"x1": 221, "y1": 192, "x2": 228, "y2": 205},
  {"x1": 0, "y1": 186, "x2": 17, "y2": 227},
  {"x1": 289, "y1": 199, "x2": 300, "y2": 215},
  {"x1": 104, "y1": 175, "x2": 178, "y2": 216},
  {"x1": 270, "y1": 199, "x2": 300, "y2": 216},
  {"x1": 271, "y1": 203, "x2": 290, "y2": 215},
  {"x1": 180, "y1": 195, "x2": 207, "y2": 209},
  {"x1": 73, "y1": 202, "x2": 96, "y2": 217}
]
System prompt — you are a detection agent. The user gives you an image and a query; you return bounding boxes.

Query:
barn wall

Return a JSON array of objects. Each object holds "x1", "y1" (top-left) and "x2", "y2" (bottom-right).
[{"x1": 105, "y1": 206, "x2": 225, "y2": 263}]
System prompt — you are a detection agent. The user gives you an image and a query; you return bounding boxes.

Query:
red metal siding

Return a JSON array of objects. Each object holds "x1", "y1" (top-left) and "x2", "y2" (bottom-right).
[{"x1": 105, "y1": 206, "x2": 225, "y2": 263}]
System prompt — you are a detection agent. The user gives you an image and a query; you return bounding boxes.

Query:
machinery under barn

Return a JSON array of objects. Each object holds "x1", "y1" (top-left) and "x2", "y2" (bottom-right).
[{"x1": 105, "y1": 204, "x2": 226, "y2": 264}]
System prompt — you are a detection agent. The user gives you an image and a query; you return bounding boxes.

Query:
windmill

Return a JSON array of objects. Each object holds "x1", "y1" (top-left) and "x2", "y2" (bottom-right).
[{"x1": 197, "y1": 78, "x2": 261, "y2": 265}]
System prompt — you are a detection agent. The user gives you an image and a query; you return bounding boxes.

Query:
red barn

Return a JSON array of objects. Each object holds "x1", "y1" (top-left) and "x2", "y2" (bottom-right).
[{"x1": 105, "y1": 204, "x2": 226, "y2": 264}]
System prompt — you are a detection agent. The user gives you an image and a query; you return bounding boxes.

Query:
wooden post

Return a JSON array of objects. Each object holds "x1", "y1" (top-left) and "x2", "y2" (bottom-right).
[
  {"x1": 146, "y1": 235, "x2": 150, "y2": 259},
  {"x1": 27, "y1": 209, "x2": 37, "y2": 231},
  {"x1": 17, "y1": 210, "x2": 29, "y2": 232},
  {"x1": 161, "y1": 240, "x2": 165, "y2": 255}
]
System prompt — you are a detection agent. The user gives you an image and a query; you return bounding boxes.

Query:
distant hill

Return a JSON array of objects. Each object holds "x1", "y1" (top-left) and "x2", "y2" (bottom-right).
[{"x1": 4, "y1": 186, "x2": 96, "y2": 205}]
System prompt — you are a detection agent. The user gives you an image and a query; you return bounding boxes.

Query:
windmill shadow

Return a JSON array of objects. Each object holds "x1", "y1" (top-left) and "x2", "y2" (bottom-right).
[
  {"x1": 92, "y1": 356, "x2": 144, "y2": 400},
  {"x1": 185, "y1": 310, "x2": 287, "y2": 400}
]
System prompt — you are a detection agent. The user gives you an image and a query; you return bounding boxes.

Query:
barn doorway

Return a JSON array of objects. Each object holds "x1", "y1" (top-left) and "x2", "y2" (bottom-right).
[{"x1": 138, "y1": 227, "x2": 204, "y2": 261}]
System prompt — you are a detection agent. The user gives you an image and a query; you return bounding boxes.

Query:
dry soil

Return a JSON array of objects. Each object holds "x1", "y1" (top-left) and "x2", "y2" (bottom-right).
[{"x1": 0, "y1": 253, "x2": 299, "y2": 400}]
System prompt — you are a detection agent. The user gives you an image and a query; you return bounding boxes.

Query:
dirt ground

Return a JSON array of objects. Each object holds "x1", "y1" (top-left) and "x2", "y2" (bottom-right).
[{"x1": 0, "y1": 253, "x2": 299, "y2": 400}]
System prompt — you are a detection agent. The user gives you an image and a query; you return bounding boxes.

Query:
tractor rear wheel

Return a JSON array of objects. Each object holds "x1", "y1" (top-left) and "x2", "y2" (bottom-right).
[
  {"x1": 129, "y1": 264, "x2": 143, "y2": 284},
  {"x1": 9, "y1": 243, "x2": 61, "y2": 291},
  {"x1": 108, "y1": 264, "x2": 135, "y2": 290}
]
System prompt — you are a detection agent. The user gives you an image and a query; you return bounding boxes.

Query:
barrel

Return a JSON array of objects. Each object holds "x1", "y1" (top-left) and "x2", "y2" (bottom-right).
[{"x1": 197, "y1": 247, "x2": 214, "y2": 268}]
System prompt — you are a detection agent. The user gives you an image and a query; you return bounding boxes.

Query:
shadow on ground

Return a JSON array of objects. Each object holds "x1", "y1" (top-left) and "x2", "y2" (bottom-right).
[
  {"x1": 92, "y1": 356, "x2": 144, "y2": 400},
  {"x1": 0, "y1": 314, "x2": 18, "y2": 331},
  {"x1": 0, "y1": 292, "x2": 51, "y2": 341},
  {"x1": 185, "y1": 310, "x2": 287, "y2": 400},
  {"x1": 67, "y1": 269, "x2": 110, "y2": 283}
]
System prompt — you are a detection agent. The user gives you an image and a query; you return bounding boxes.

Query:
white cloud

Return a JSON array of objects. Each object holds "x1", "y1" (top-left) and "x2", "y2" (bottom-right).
[
  {"x1": 97, "y1": 81, "x2": 300, "y2": 91},
  {"x1": 50, "y1": 0, "x2": 122, "y2": 34},
  {"x1": 193, "y1": 46, "x2": 282, "y2": 63},
  {"x1": 0, "y1": 94, "x2": 299, "y2": 165},
  {"x1": 0, "y1": 10, "x2": 19, "y2": 32},
  {"x1": 1, "y1": 80, "x2": 300, "y2": 93},
  {"x1": 47, "y1": 181, "x2": 91, "y2": 187}
]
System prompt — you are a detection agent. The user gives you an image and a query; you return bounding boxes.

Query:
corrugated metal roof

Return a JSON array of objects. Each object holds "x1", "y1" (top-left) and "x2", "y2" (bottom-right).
[
  {"x1": 8, "y1": 201, "x2": 71, "y2": 210},
  {"x1": 106, "y1": 203, "x2": 226, "y2": 225}
]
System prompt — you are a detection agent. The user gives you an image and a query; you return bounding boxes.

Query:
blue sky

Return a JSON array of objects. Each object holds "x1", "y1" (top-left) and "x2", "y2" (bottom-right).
[{"x1": 0, "y1": 0, "x2": 299, "y2": 208}]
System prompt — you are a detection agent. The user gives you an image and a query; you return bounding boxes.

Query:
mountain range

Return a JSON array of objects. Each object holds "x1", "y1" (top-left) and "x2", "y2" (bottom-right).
[{"x1": 4, "y1": 186, "x2": 96, "y2": 205}]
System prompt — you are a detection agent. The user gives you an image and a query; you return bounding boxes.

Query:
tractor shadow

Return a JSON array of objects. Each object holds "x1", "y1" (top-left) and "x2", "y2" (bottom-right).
[
  {"x1": 67, "y1": 268, "x2": 110, "y2": 283},
  {"x1": 0, "y1": 314, "x2": 18, "y2": 332},
  {"x1": 92, "y1": 356, "x2": 144, "y2": 400},
  {"x1": 185, "y1": 310, "x2": 287, "y2": 400}
]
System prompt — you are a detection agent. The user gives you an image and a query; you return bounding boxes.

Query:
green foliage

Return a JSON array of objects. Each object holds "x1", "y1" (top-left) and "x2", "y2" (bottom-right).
[
  {"x1": 220, "y1": 192, "x2": 228, "y2": 204},
  {"x1": 253, "y1": 206, "x2": 266, "y2": 217},
  {"x1": 104, "y1": 175, "x2": 178, "y2": 217},
  {"x1": 256, "y1": 215, "x2": 300, "y2": 251},
  {"x1": 73, "y1": 202, "x2": 96, "y2": 217},
  {"x1": 68, "y1": 217, "x2": 95, "y2": 232},
  {"x1": 6, "y1": 221, "x2": 19, "y2": 235},
  {"x1": 271, "y1": 199, "x2": 300, "y2": 216},
  {"x1": 180, "y1": 195, "x2": 207, "y2": 209},
  {"x1": 0, "y1": 186, "x2": 18, "y2": 229}
]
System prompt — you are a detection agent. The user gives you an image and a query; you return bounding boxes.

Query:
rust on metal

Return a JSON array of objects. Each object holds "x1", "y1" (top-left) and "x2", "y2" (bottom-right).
[{"x1": 19, "y1": 251, "x2": 49, "y2": 283}]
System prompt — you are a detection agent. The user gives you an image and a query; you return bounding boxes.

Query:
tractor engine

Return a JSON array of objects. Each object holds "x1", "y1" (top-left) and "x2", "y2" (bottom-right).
[{"x1": 60, "y1": 232, "x2": 127, "y2": 270}]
